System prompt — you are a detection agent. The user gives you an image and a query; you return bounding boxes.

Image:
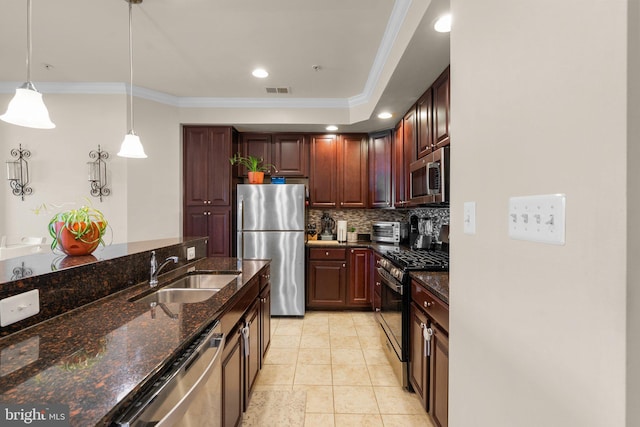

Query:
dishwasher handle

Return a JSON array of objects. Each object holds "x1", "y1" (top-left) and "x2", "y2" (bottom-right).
[{"x1": 114, "y1": 323, "x2": 225, "y2": 427}]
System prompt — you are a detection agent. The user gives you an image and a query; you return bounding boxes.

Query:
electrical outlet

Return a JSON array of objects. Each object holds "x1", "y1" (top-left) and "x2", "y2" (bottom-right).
[
  {"x1": 187, "y1": 246, "x2": 196, "y2": 261},
  {"x1": 508, "y1": 194, "x2": 566, "y2": 245},
  {"x1": 0, "y1": 290, "x2": 40, "y2": 327},
  {"x1": 463, "y1": 201, "x2": 476, "y2": 235}
]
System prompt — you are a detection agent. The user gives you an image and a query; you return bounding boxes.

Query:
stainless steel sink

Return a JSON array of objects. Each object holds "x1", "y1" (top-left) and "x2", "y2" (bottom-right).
[
  {"x1": 137, "y1": 288, "x2": 219, "y2": 304},
  {"x1": 166, "y1": 274, "x2": 240, "y2": 290}
]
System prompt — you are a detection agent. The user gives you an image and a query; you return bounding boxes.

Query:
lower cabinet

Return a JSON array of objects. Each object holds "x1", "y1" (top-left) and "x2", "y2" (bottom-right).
[
  {"x1": 259, "y1": 283, "x2": 271, "y2": 364},
  {"x1": 220, "y1": 266, "x2": 271, "y2": 427},
  {"x1": 222, "y1": 327, "x2": 243, "y2": 427},
  {"x1": 307, "y1": 247, "x2": 372, "y2": 309},
  {"x1": 409, "y1": 279, "x2": 449, "y2": 427},
  {"x1": 307, "y1": 248, "x2": 347, "y2": 308}
]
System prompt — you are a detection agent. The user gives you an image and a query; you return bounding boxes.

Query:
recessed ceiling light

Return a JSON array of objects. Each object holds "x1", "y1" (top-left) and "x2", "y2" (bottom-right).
[
  {"x1": 377, "y1": 112, "x2": 393, "y2": 119},
  {"x1": 326, "y1": 125, "x2": 338, "y2": 131},
  {"x1": 434, "y1": 14, "x2": 452, "y2": 33},
  {"x1": 252, "y1": 68, "x2": 269, "y2": 78}
]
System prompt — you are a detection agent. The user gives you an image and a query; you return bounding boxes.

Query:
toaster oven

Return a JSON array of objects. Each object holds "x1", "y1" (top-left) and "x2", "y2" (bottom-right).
[{"x1": 372, "y1": 221, "x2": 408, "y2": 244}]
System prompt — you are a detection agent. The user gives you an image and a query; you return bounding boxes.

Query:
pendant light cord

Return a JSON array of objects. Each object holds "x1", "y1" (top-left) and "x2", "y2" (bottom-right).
[
  {"x1": 26, "y1": 0, "x2": 32, "y2": 84},
  {"x1": 128, "y1": 1, "x2": 135, "y2": 133}
]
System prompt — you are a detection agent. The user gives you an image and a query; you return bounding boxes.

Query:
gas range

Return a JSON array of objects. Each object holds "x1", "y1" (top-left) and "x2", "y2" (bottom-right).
[{"x1": 385, "y1": 249, "x2": 449, "y2": 271}]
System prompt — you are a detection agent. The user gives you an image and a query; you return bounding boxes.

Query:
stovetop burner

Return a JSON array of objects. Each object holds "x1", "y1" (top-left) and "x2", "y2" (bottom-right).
[{"x1": 385, "y1": 249, "x2": 449, "y2": 271}]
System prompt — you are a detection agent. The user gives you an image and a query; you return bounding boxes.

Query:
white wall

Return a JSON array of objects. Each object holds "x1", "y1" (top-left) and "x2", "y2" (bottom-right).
[
  {"x1": 450, "y1": 1, "x2": 628, "y2": 426},
  {"x1": 0, "y1": 93, "x2": 181, "y2": 245},
  {"x1": 627, "y1": 1, "x2": 640, "y2": 425}
]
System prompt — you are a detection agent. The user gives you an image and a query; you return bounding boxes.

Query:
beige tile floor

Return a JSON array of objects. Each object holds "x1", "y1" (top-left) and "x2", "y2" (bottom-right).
[{"x1": 247, "y1": 311, "x2": 434, "y2": 427}]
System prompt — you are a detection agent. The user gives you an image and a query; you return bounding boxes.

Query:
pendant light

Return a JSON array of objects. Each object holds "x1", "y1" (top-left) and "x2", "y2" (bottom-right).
[
  {"x1": 117, "y1": 0, "x2": 147, "y2": 158},
  {"x1": 0, "y1": 0, "x2": 55, "y2": 129}
]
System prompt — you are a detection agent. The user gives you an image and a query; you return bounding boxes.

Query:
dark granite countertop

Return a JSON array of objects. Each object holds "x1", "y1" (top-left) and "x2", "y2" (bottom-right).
[
  {"x1": 410, "y1": 271, "x2": 449, "y2": 304},
  {"x1": 0, "y1": 257, "x2": 269, "y2": 427}
]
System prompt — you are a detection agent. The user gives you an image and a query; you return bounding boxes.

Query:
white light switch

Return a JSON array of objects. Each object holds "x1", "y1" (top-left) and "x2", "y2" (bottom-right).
[
  {"x1": 0, "y1": 290, "x2": 40, "y2": 327},
  {"x1": 187, "y1": 246, "x2": 196, "y2": 261},
  {"x1": 508, "y1": 194, "x2": 566, "y2": 245},
  {"x1": 463, "y1": 202, "x2": 476, "y2": 235}
]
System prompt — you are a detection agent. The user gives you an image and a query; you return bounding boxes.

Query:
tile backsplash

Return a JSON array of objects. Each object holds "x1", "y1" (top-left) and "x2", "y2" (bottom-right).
[{"x1": 307, "y1": 207, "x2": 450, "y2": 239}]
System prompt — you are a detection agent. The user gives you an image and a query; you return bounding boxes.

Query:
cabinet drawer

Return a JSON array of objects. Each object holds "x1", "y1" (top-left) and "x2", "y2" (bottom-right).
[
  {"x1": 309, "y1": 248, "x2": 346, "y2": 260},
  {"x1": 411, "y1": 279, "x2": 448, "y2": 332}
]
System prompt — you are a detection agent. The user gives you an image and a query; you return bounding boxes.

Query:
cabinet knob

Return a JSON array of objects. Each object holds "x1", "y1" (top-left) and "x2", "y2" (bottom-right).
[
  {"x1": 375, "y1": 308, "x2": 381, "y2": 312},
  {"x1": 325, "y1": 251, "x2": 329, "y2": 256},
  {"x1": 424, "y1": 301, "x2": 433, "y2": 308},
  {"x1": 376, "y1": 281, "x2": 381, "y2": 287},
  {"x1": 342, "y1": 263, "x2": 346, "y2": 268},
  {"x1": 351, "y1": 249, "x2": 354, "y2": 253}
]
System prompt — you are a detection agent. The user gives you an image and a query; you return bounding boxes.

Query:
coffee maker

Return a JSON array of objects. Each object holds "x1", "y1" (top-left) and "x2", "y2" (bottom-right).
[{"x1": 319, "y1": 212, "x2": 335, "y2": 240}]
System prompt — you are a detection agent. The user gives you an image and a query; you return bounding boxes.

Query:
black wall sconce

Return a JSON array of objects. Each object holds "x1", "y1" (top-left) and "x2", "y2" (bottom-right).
[
  {"x1": 6, "y1": 144, "x2": 32, "y2": 201},
  {"x1": 88, "y1": 145, "x2": 110, "y2": 201}
]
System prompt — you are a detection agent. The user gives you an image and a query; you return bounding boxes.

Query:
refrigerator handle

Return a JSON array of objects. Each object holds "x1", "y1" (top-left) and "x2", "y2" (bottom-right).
[{"x1": 237, "y1": 196, "x2": 244, "y2": 261}]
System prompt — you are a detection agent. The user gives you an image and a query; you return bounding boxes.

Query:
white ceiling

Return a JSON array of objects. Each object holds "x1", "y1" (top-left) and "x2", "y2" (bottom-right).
[{"x1": 0, "y1": 0, "x2": 450, "y2": 133}]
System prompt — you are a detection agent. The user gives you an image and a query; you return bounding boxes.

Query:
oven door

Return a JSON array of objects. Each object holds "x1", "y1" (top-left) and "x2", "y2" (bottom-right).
[{"x1": 377, "y1": 267, "x2": 404, "y2": 360}]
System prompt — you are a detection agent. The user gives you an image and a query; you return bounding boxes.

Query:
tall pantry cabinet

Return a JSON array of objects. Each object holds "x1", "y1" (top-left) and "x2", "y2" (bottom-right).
[{"x1": 183, "y1": 126, "x2": 239, "y2": 257}]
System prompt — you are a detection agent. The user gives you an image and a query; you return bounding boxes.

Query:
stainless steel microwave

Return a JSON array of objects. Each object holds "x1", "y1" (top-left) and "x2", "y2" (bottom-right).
[{"x1": 409, "y1": 146, "x2": 450, "y2": 205}]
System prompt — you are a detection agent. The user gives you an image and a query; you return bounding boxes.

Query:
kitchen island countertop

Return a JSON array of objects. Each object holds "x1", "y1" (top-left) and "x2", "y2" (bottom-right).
[{"x1": 0, "y1": 257, "x2": 270, "y2": 427}]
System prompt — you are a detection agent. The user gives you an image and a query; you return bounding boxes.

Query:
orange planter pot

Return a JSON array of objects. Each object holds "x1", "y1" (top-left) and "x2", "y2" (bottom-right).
[
  {"x1": 248, "y1": 171, "x2": 265, "y2": 184},
  {"x1": 54, "y1": 221, "x2": 103, "y2": 256}
]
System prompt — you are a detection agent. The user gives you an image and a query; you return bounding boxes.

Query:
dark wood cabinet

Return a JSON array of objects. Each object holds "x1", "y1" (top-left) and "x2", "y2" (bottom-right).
[
  {"x1": 219, "y1": 266, "x2": 271, "y2": 426},
  {"x1": 430, "y1": 322, "x2": 449, "y2": 427},
  {"x1": 393, "y1": 120, "x2": 410, "y2": 207},
  {"x1": 244, "y1": 300, "x2": 260, "y2": 409},
  {"x1": 183, "y1": 126, "x2": 237, "y2": 257},
  {"x1": 417, "y1": 88, "x2": 434, "y2": 158},
  {"x1": 272, "y1": 134, "x2": 308, "y2": 176},
  {"x1": 368, "y1": 131, "x2": 392, "y2": 208},
  {"x1": 409, "y1": 279, "x2": 449, "y2": 427},
  {"x1": 347, "y1": 248, "x2": 371, "y2": 307},
  {"x1": 307, "y1": 248, "x2": 347, "y2": 308},
  {"x1": 239, "y1": 133, "x2": 271, "y2": 176},
  {"x1": 222, "y1": 327, "x2": 243, "y2": 427},
  {"x1": 410, "y1": 302, "x2": 429, "y2": 404},
  {"x1": 309, "y1": 134, "x2": 339, "y2": 208},
  {"x1": 184, "y1": 207, "x2": 232, "y2": 257},
  {"x1": 259, "y1": 279, "x2": 271, "y2": 366},
  {"x1": 433, "y1": 66, "x2": 450, "y2": 149},
  {"x1": 239, "y1": 133, "x2": 308, "y2": 177},
  {"x1": 339, "y1": 134, "x2": 368, "y2": 208},
  {"x1": 309, "y1": 134, "x2": 369, "y2": 208}
]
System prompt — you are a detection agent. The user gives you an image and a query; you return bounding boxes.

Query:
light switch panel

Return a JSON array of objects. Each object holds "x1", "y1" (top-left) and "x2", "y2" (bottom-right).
[
  {"x1": 187, "y1": 246, "x2": 196, "y2": 261},
  {"x1": 508, "y1": 194, "x2": 566, "y2": 245},
  {"x1": 464, "y1": 202, "x2": 476, "y2": 235}
]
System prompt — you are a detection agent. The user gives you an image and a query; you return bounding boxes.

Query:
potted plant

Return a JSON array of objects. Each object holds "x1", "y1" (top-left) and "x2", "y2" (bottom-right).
[
  {"x1": 347, "y1": 227, "x2": 358, "y2": 243},
  {"x1": 48, "y1": 205, "x2": 108, "y2": 256},
  {"x1": 229, "y1": 153, "x2": 273, "y2": 184}
]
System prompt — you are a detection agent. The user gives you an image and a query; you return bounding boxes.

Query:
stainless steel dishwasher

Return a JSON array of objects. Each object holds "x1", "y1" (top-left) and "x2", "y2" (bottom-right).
[{"x1": 113, "y1": 321, "x2": 225, "y2": 427}]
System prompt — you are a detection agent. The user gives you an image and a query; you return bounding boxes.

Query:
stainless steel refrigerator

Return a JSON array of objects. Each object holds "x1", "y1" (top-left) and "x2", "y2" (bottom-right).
[{"x1": 237, "y1": 184, "x2": 305, "y2": 316}]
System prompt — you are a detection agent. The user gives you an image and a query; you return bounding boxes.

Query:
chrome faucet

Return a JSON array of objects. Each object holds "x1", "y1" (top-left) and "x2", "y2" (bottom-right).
[{"x1": 150, "y1": 250, "x2": 179, "y2": 287}]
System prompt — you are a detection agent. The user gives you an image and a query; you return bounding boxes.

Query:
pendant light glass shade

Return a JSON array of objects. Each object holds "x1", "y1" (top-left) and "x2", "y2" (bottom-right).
[
  {"x1": 118, "y1": 131, "x2": 147, "y2": 158},
  {"x1": 1, "y1": 0, "x2": 55, "y2": 129},
  {"x1": 117, "y1": 0, "x2": 147, "y2": 158},
  {"x1": 1, "y1": 84, "x2": 55, "y2": 129}
]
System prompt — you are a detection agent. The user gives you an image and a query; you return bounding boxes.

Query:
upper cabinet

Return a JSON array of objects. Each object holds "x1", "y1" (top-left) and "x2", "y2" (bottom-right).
[
  {"x1": 309, "y1": 134, "x2": 368, "y2": 209},
  {"x1": 433, "y1": 66, "x2": 451, "y2": 150},
  {"x1": 184, "y1": 126, "x2": 236, "y2": 207},
  {"x1": 416, "y1": 88, "x2": 434, "y2": 159},
  {"x1": 239, "y1": 133, "x2": 309, "y2": 177},
  {"x1": 369, "y1": 131, "x2": 392, "y2": 208},
  {"x1": 414, "y1": 66, "x2": 450, "y2": 159},
  {"x1": 272, "y1": 134, "x2": 308, "y2": 176}
]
